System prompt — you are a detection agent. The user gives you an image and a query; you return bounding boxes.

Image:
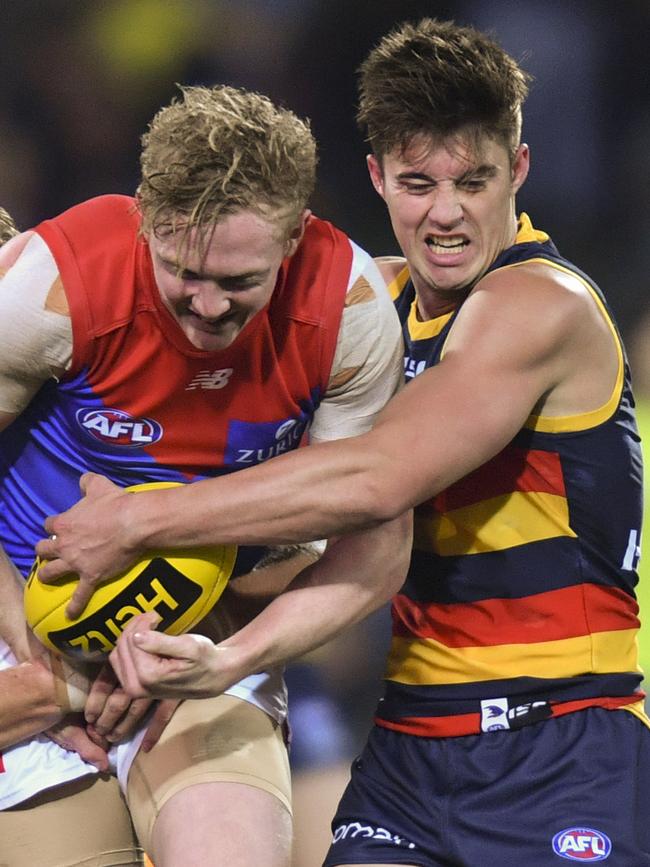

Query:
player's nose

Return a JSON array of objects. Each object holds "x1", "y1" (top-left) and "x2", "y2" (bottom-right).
[
  {"x1": 426, "y1": 188, "x2": 463, "y2": 229},
  {"x1": 190, "y1": 286, "x2": 232, "y2": 320}
]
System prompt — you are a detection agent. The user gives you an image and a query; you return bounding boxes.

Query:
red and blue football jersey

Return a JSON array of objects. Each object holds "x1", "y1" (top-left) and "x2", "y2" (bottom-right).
[{"x1": 0, "y1": 195, "x2": 353, "y2": 573}]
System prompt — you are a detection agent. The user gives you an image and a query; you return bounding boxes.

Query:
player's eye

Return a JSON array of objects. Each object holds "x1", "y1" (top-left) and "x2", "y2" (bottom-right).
[
  {"x1": 401, "y1": 181, "x2": 434, "y2": 194},
  {"x1": 180, "y1": 269, "x2": 202, "y2": 281},
  {"x1": 458, "y1": 178, "x2": 487, "y2": 192}
]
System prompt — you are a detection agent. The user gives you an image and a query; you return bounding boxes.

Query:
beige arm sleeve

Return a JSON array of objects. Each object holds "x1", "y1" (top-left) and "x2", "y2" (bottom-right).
[
  {"x1": 0, "y1": 232, "x2": 73, "y2": 414},
  {"x1": 48, "y1": 653, "x2": 92, "y2": 712},
  {"x1": 310, "y1": 240, "x2": 404, "y2": 443}
]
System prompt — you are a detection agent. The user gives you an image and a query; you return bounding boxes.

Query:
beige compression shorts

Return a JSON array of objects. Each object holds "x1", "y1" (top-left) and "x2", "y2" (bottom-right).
[
  {"x1": 0, "y1": 773, "x2": 143, "y2": 867},
  {"x1": 125, "y1": 694, "x2": 291, "y2": 854}
]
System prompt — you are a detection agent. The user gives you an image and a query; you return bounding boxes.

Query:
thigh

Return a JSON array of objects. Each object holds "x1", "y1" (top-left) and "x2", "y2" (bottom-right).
[
  {"x1": 0, "y1": 774, "x2": 143, "y2": 867},
  {"x1": 454, "y1": 706, "x2": 650, "y2": 866},
  {"x1": 152, "y1": 780, "x2": 291, "y2": 867},
  {"x1": 126, "y1": 694, "x2": 292, "y2": 865}
]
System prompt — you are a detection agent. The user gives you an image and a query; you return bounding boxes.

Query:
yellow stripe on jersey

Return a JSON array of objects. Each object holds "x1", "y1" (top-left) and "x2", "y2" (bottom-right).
[
  {"x1": 386, "y1": 262, "x2": 454, "y2": 340},
  {"x1": 414, "y1": 490, "x2": 577, "y2": 556},
  {"x1": 527, "y1": 277, "x2": 624, "y2": 432},
  {"x1": 516, "y1": 212, "x2": 550, "y2": 244},
  {"x1": 493, "y1": 255, "x2": 624, "y2": 434},
  {"x1": 386, "y1": 628, "x2": 640, "y2": 685},
  {"x1": 407, "y1": 300, "x2": 454, "y2": 341},
  {"x1": 385, "y1": 264, "x2": 410, "y2": 301}
]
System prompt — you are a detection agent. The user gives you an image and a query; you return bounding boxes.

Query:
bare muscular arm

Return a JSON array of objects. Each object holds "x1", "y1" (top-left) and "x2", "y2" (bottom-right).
[
  {"x1": 110, "y1": 511, "x2": 411, "y2": 699},
  {"x1": 40, "y1": 262, "x2": 618, "y2": 574}
]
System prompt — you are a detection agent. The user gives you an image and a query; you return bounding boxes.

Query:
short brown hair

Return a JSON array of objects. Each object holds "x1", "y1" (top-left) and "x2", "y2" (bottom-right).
[
  {"x1": 0, "y1": 206, "x2": 18, "y2": 246},
  {"x1": 138, "y1": 84, "x2": 317, "y2": 243},
  {"x1": 357, "y1": 18, "x2": 531, "y2": 161}
]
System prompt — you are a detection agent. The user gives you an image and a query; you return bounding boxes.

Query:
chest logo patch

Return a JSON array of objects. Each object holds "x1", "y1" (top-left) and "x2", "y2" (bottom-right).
[
  {"x1": 76, "y1": 408, "x2": 163, "y2": 447},
  {"x1": 224, "y1": 415, "x2": 310, "y2": 467},
  {"x1": 186, "y1": 368, "x2": 234, "y2": 391}
]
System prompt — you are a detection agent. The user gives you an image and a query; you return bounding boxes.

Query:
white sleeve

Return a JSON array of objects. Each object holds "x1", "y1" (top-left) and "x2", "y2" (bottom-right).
[
  {"x1": 309, "y1": 241, "x2": 403, "y2": 444},
  {"x1": 0, "y1": 234, "x2": 73, "y2": 414}
]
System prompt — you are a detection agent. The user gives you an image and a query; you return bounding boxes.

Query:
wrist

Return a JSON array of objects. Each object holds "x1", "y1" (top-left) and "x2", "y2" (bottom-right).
[
  {"x1": 124, "y1": 488, "x2": 177, "y2": 551},
  {"x1": 202, "y1": 639, "x2": 259, "y2": 695},
  {"x1": 48, "y1": 654, "x2": 91, "y2": 713},
  {"x1": 9, "y1": 661, "x2": 67, "y2": 737},
  {"x1": 121, "y1": 489, "x2": 157, "y2": 554},
  {"x1": 216, "y1": 631, "x2": 268, "y2": 684}
]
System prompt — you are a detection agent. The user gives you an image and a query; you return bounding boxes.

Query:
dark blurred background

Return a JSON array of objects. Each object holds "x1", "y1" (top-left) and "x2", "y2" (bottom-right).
[
  {"x1": 3, "y1": 0, "x2": 650, "y2": 342},
  {"x1": 3, "y1": 1, "x2": 650, "y2": 863}
]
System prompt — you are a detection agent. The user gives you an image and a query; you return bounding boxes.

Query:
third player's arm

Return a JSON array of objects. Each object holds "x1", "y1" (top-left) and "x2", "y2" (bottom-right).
[{"x1": 110, "y1": 511, "x2": 412, "y2": 699}]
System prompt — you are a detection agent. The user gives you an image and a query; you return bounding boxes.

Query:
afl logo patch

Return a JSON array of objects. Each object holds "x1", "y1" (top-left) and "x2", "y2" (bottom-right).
[
  {"x1": 76, "y1": 408, "x2": 163, "y2": 447},
  {"x1": 225, "y1": 414, "x2": 309, "y2": 467},
  {"x1": 552, "y1": 827, "x2": 612, "y2": 861}
]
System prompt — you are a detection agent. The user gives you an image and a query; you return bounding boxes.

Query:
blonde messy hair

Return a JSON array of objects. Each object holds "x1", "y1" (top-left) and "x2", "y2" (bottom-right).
[
  {"x1": 137, "y1": 84, "x2": 317, "y2": 245},
  {"x1": 0, "y1": 207, "x2": 18, "y2": 245}
]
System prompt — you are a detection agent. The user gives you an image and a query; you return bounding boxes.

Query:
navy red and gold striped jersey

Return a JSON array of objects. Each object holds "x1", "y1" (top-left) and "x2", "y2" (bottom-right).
[{"x1": 377, "y1": 213, "x2": 646, "y2": 737}]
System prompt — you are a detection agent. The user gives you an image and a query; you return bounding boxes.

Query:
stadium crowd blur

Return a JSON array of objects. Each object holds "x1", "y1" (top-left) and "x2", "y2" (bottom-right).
[{"x1": 3, "y1": 1, "x2": 650, "y2": 862}]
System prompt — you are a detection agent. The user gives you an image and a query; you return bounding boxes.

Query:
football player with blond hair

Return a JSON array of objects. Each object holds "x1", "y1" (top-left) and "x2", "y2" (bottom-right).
[{"x1": 0, "y1": 85, "x2": 408, "y2": 866}]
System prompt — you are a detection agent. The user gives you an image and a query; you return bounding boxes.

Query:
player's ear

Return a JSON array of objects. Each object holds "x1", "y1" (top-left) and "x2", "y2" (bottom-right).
[
  {"x1": 284, "y1": 209, "x2": 310, "y2": 257},
  {"x1": 367, "y1": 154, "x2": 385, "y2": 199},
  {"x1": 511, "y1": 143, "x2": 530, "y2": 193}
]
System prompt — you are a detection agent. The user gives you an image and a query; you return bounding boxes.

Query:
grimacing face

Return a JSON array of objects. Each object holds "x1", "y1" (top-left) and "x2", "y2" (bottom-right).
[
  {"x1": 149, "y1": 208, "x2": 307, "y2": 352},
  {"x1": 368, "y1": 133, "x2": 529, "y2": 314}
]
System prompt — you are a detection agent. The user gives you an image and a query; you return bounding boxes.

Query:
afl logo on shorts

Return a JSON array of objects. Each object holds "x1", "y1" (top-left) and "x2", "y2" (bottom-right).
[
  {"x1": 552, "y1": 827, "x2": 612, "y2": 861},
  {"x1": 76, "y1": 408, "x2": 163, "y2": 447}
]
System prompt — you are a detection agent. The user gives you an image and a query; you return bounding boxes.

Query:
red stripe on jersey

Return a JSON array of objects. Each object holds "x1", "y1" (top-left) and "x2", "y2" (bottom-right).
[
  {"x1": 417, "y1": 446, "x2": 565, "y2": 515},
  {"x1": 392, "y1": 583, "x2": 640, "y2": 647},
  {"x1": 549, "y1": 694, "x2": 642, "y2": 719},
  {"x1": 375, "y1": 711, "x2": 480, "y2": 737},
  {"x1": 375, "y1": 695, "x2": 642, "y2": 737}
]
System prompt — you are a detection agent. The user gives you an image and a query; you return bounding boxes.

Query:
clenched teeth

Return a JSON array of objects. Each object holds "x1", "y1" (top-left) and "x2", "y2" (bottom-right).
[{"x1": 426, "y1": 236, "x2": 467, "y2": 254}]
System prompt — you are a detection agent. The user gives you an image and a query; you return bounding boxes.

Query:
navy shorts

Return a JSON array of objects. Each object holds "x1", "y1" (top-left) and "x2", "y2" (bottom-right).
[{"x1": 323, "y1": 707, "x2": 650, "y2": 866}]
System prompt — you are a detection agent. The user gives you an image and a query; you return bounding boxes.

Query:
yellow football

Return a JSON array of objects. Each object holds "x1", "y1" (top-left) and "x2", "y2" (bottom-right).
[{"x1": 24, "y1": 482, "x2": 237, "y2": 661}]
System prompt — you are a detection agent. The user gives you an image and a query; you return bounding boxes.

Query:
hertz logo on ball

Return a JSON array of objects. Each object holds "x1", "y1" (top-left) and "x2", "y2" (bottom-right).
[
  {"x1": 24, "y1": 545, "x2": 237, "y2": 659},
  {"x1": 48, "y1": 559, "x2": 203, "y2": 657},
  {"x1": 25, "y1": 548, "x2": 236, "y2": 661},
  {"x1": 24, "y1": 481, "x2": 237, "y2": 661}
]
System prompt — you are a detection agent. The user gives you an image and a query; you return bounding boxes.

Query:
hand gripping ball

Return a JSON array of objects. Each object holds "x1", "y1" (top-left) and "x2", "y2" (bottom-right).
[{"x1": 24, "y1": 482, "x2": 238, "y2": 661}]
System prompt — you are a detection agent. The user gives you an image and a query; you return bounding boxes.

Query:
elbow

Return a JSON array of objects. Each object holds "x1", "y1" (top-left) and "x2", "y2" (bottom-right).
[
  {"x1": 355, "y1": 476, "x2": 413, "y2": 526},
  {"x1": 330, "y1": 448, "x2": 415, "y2": 531},
  {"x1": 389, "y1": 510, "x2": 413, "y2": 591},
  {"x1": 373, "y1": 510, "x2": 413, "y2": 604}
]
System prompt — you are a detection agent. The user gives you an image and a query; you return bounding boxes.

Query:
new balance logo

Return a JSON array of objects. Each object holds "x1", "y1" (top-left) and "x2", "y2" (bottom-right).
[{"x1": 186, "y1": 368, "x2": 234, "y2": 390}]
